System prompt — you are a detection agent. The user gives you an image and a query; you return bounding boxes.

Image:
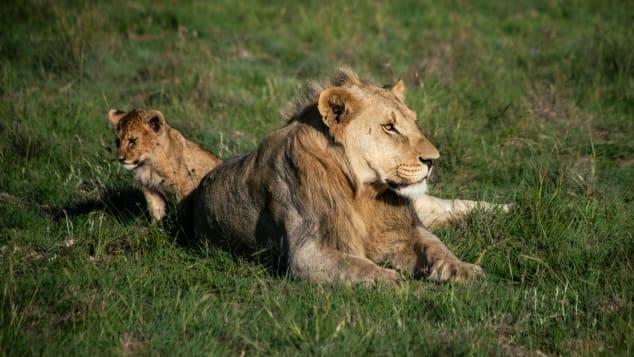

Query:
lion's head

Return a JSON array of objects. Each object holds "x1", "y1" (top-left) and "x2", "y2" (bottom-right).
[
  {"x1": 314, "y1": 69, "x2": 439, "y2": 198},
  {"x1": 107, "y1": 109, "x2": 167, "y2": 170}
]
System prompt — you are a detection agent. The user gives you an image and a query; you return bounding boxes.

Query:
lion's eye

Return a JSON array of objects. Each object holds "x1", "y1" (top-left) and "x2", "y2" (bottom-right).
[
  {"x1": 382, "y1": 123, "x2": 398, "y2": 134},
  {"x1": 127, "y1": 137, "x2": 137, "y2": 148}
]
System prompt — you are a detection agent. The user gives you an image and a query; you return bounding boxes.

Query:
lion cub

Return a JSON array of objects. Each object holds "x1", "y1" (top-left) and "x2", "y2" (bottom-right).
[{"x1": 108, "y1": 109, "x2": 223, "y2": 222}]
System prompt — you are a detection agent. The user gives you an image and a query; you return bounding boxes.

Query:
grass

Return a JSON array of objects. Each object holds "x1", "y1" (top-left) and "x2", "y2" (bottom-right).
[{"x1": 1, "y1": 0, "x2": 632, "y2": 354}]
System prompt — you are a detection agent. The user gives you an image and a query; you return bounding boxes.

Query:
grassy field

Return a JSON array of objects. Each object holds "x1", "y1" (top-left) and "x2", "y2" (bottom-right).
[{"x1": 1, "y1": 0, "x2": 632, "y2": 354}]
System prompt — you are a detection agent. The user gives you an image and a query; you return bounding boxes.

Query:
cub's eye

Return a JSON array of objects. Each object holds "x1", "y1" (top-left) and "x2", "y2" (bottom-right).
[
  {"x1": 127, "y1": 137, "x2": 137, "y2": 148},
  {"x1": 382, "y1": 123, "x2": 398, "y2": 134}
]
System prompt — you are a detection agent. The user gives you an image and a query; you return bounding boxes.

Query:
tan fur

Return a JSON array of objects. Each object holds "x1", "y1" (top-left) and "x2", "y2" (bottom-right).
[
  {"x1": 108, "y1": 109, "x2": 222, "y2": 222},
  {"x1": 193, "y1": 68, "x2": 486, "y2": 285}
]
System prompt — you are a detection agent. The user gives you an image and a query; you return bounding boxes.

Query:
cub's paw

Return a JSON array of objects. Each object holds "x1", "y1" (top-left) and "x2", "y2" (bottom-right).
[{"x1": 427, "y1": 259, "x2": 483, "y2": 282}]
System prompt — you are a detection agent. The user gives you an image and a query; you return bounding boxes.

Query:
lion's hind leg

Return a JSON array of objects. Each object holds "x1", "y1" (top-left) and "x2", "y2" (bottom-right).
[{"x1": 289, "y1": 240, "x2": 401, "y2": 286}]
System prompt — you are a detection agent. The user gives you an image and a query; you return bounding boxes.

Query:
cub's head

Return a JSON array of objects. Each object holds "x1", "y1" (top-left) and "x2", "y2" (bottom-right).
[
  {"x1": 317, "y1": 70, "x2": 439, "y2": 198},
  {"x1": 107, "y1": 109, "x2": 167, "y2": 170}
]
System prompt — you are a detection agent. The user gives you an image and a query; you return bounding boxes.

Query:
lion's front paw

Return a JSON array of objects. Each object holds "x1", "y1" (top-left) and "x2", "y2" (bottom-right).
[
  {"x1": 376, "y1": 268, "x2": 402, "y2": 286},
  {"x1": 355, "y1": 267, "x2": 402, "y2": 287},
  {"x1": 357, "y1": 267, "x2": 403, "y2": 287},
  {"x1": 427, "y1": 259, "x2": 483, "y2": 282}
]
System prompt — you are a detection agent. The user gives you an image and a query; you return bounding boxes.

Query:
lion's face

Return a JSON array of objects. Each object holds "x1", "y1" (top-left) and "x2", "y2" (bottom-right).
[
  {"x1": 318, "y1": 81, "x2": 439, "y2": 198},
  {"x1": 107, "y1": 109, "x2": 166, "y2": 170}
]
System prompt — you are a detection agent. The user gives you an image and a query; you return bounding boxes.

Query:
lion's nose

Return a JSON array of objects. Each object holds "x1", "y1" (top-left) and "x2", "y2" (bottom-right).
[{"x1": 418, "y1": 157, "x2": 433, "y2": 169}]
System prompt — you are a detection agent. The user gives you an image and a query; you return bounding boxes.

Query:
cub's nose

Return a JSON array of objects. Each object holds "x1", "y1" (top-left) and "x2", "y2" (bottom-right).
[{"x1": 418, "y1": 157, "x2": 434, "y2": 169}]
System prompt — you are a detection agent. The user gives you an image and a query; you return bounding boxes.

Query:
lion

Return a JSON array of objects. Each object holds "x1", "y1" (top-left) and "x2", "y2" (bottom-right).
[
  {"x1": 108, "y1": 108, "x2": 223, "y2": 222},
  {"x1": 192, "y1": 68, "x2": 506, "y2": 285}
]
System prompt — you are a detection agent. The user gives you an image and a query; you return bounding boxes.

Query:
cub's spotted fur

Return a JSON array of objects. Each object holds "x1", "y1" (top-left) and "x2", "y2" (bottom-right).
[{"x1": 108, "y1": 109, "x2": 222, "y2": 222}]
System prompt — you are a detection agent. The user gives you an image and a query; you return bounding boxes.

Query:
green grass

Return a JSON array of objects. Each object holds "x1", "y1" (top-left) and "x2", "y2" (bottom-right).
[{"x1": 1, "y1": 0, "x2": 632, "y2": 354}]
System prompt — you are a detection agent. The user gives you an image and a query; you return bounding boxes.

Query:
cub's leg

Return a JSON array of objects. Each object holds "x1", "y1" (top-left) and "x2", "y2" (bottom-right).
[
  {"x1": 142, "y1": 187, "x2": 166, "y2": 222},
  {"x1": 289, "y1": 240, "x2": 401, "y2": 286},
  {"x1": 413, "y1": 194, "x2": 511, "y2": 228},
  {"x1": 388, "y1": 226, "x2": 483, "y2": 282}
]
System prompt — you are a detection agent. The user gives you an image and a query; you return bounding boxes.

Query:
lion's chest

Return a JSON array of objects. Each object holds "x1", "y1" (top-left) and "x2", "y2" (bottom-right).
[{"x1": 133, "y1": 165, "x2": 173, "y2": 196}]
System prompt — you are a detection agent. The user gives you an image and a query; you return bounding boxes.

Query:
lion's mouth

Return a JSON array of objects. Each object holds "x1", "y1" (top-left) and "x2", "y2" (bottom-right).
[{"x1": 121, "y1": 160, "x2": 142, "y2": 170}]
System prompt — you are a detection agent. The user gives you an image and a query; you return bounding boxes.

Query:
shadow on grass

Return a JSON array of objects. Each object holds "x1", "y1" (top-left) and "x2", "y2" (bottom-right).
[
  {"x1": 51, "y1": 187, "x2": 147, "y2": 224},
  {"x1": 51, "y1": 188, "x2": 288, "y2": 278}
]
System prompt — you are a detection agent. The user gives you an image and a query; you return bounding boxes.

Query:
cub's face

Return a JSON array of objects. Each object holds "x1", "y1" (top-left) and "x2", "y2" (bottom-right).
[
  {"x1": 318, "y1": 81, "x2": 439, "y2": 198},
  {"x1": 107, "y1": 109, "x2": 166, "y2": 170}
]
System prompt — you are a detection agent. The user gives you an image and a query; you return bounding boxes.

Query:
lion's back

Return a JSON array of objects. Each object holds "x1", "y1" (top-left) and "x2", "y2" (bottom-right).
[{"x1": 193, "y1": 153, "x2": 280, "y2": 252}]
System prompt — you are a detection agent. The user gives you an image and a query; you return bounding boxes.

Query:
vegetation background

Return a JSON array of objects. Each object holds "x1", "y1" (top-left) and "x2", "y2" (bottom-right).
[{"x1": 1, "y1": 0, "x2": 632, "y2": 354}]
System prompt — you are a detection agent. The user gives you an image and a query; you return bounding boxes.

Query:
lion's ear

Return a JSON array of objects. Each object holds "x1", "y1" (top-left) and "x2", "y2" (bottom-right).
[
  {"x1": 108, "y1": 109, "x2": 126, "y2": 127},
  {"x1": 145, "y1": 110, "x2": 166, "y2": 133},
  {"x1": 317, "y1": 87, "x2": 357, "y2": 128},
  {"x1": 387, "y1": 79, "x2": 406, "y2": 101}
]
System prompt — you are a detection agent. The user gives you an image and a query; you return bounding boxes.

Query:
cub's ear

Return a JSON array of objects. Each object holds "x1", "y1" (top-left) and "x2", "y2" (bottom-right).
[
  {"x1": 317, "y1": 87, "x2": 358, "y2": 128},
  {"x1": 145, "y1": 110, "x2": 166, "y2": 133},
  {"x1": 108, "y1": 109, "x2": 126, "y2": 127},
  {"x1": 384, "y1": 79, "x2": 405, "y2": 101}
]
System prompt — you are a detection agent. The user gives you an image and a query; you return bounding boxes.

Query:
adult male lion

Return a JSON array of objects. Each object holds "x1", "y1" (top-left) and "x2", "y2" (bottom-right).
[{"x1": 193, "y1": 68, "x2": 488, "y2": 285}]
